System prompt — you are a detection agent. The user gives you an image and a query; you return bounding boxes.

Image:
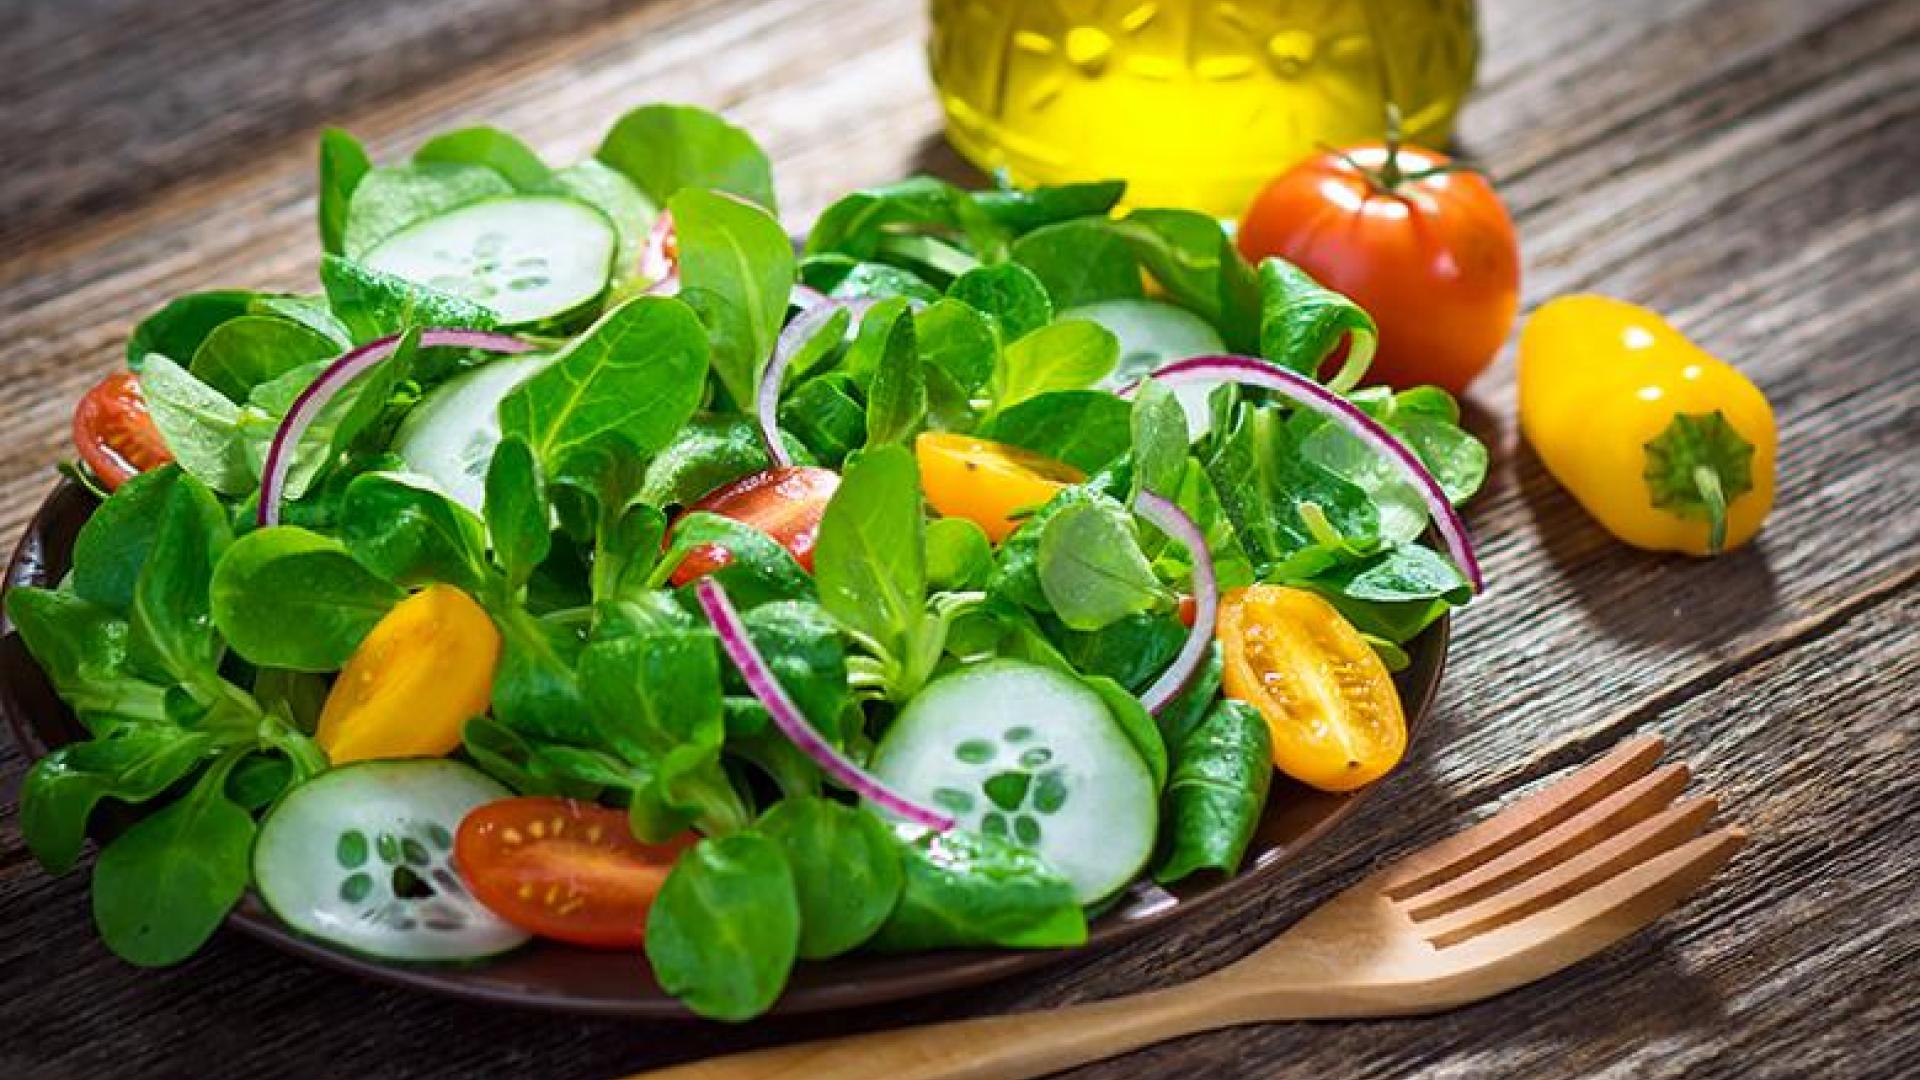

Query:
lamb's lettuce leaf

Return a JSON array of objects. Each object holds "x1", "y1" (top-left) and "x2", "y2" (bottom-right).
[{"x1": 596, "y1": 104, "x2": 776, "y2": 212}]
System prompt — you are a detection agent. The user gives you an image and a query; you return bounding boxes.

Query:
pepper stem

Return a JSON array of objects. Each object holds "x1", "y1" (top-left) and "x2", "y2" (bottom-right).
[{"x1": 1643, "y1": 411, "x2": 1754, "y2": 555}]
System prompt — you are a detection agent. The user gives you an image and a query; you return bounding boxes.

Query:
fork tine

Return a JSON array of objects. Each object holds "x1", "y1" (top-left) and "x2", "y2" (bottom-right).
[
  {"x1": 1449, "y1": 826, "x2": 1747, "y2": 978},
  {"x1": 1380, "y1": 734, "x2": 1667, "y2": 900},
  {"x1": 1401, "y1": 762, "x2": 1691, "y2": 920},
  {"x1": 1418, "y1": 795, "x2": 1719, "y2": 947}
]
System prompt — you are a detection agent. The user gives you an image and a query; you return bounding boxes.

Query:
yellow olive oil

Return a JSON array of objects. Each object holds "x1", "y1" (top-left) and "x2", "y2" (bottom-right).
[{"x1": 929, "y1": 0, "x2": 1479, "y2": 217}]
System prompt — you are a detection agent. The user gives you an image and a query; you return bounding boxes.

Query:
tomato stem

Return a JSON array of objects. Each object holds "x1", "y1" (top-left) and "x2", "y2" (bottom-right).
[
  {"x1": 1379, "y1": 104, "x2": 1406, "y2": 189},
  {"x1": 1348, "y1": 0, "x2": 1485, "y2": 197}
]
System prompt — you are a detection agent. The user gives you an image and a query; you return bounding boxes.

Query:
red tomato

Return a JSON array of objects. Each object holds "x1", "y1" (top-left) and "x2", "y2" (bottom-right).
[
  {"x1": 1176, "y1": 594, "x2": 1198, "y2": 629},
  {"x1": 454, "y1": 797, "x2": 694, "y2": 948},
  {"x1": 72, "y1": 371, "x2": 172, "y2": 490},
  {"x1": 1237, "y1": 143, "x2": 1521, "y2": 395},
  {"x1": 668, "y1": 466, "x2": 840, "y2": 586}
]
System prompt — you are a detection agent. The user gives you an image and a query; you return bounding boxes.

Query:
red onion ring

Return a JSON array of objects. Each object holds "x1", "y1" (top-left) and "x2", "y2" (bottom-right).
[
  {"x1": 1133, "y1": 491, "x2": 1218, "y2": 716},
  {"x1": 756, "y1": 296, "x2": 913, "y2": 467},
  {"x1": 756, "y1": 301, "x2": 849, "y2": 468},
  {"x1": 789, "y1": 283, "x2": 828, "y2": 310},
  {"x1": 695, "y1": 578, "x2": 954, "y2": 831},
  {"x1": 1136, "y1": 355, "x2": 1484, "y2": 592},
  {"x1": 256, "y1": 328, "x2": 533, "y2": 528}
]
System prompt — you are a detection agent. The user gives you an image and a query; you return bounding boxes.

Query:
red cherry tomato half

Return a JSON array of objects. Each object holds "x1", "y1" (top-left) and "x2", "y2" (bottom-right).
[
  {"x1": 1237, "y1": 143, "x2": 1521, "y2": 395},
  {"x1": 454, "y1": 797, "x2": 694, "y2": 949},
  {"x1": 668, "y1": 466, "x2": 841, "y2": 586},
  {"x1": 72, "y1": 370, "x2": 173, "y2": 490}
]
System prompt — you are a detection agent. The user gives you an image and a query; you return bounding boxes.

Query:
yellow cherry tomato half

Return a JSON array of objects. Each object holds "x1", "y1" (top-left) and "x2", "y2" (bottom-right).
[
  {"x1": 914, "y1": 432, "x2": 1083, "y2": 543},
  {"x1": 1217, "y1": 585, "x2": 1406, "y2": 792},
  {"x1": 317, "y1": 584, "x2": 502, "y2": 764}
]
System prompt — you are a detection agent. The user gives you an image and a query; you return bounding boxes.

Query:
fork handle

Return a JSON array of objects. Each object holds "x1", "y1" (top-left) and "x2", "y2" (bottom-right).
[{"x1": 632, "y1": 980, "x2": 1265, "y2": 1080}]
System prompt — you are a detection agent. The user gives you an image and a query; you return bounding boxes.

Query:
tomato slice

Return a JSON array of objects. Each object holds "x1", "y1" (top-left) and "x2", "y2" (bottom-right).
[
  {"x1": 914, "y1": 432, "x2": 1083, "y2": 543},
  {"x1": 72, "y1": 370, "x2": 172, "y2": 490},
  {"x1": 1216, "y1": 585, "x2": 1406, "y2": 792},
  {"x1": 1176, "y1": 593, "x2": 1198, "y2": 628},
  {"x1": 668, "y1": 466, "x2": 840, "y2": 586},
  {"x1": 454, "y1": 797, "x2": 694, "y2": 948}
]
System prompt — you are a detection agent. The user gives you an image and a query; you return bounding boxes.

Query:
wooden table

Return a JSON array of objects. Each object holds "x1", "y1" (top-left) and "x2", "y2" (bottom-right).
[{"x1": 2, "y1": 0, "x2": 1915, "y2": 1076}]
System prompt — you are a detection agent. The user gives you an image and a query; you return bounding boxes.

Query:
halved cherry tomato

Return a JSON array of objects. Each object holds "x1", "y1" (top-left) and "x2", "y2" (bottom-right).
[
  {"x1": 915, "y1": 432, "x2": 1083, "y2": 543},
  {"x1": 668, "y1": 466, "x2": 840, "y2": 586},
  {"x1": 317, "y1": 584, "x2": 501, "y2": 764},
  {"x1": 1216, "y1": 585, "x2": 1405, "y2": 792},
  {"x1": 72, "y1": 370, "x2": 172, "y2": 490},
  {"x1": 1237, "y1": 142, "x2": 1520, "y2": 395},
  {"x1": 455, "y1": 797, "x2": 694, "y2": 948},
  {"x1": 1176, "y1": 594, "x2": 1198, "y2": 628}
]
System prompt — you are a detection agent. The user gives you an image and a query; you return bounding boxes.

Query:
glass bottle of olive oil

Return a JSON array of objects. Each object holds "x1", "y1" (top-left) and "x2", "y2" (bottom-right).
[{"x1": 928, "y1": 0, "x2": 1479, "y2": 218}]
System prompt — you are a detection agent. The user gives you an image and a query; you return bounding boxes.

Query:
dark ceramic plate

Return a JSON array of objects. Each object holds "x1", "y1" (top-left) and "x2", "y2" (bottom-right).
[{"x1": 1, "y1": 479, "x2": 1447, "y2": 1017}]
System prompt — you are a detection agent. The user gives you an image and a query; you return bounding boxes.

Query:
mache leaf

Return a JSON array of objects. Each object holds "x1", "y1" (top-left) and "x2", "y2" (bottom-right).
[
  {"x1": 757, "y1": 798, "x2": 903, "y2": 960},
  {"x1": 209, "y1": 527, "x2": 404, "y2": 671},
  {"x1": 499, "y1": 296, "x2": 709, "y2": 469},
  {"x1": 413, "y1": 126, "x2": 558, "y2": 193},
  {"x1": 91, "y1": 754, "x2": 254, "y2": 967},
  {"x1": 645, "y1": 832, "x2": 800, "y2": 1021},
  {"x1": 669, "y1": 188, "x2": 795, "y2": 408},
  {"x1": 596, "y1": 104, "x2": 777, "y2": 211},
  {"x1": 1156, "y1": 700, "x2": 1273, "y2": 884}
]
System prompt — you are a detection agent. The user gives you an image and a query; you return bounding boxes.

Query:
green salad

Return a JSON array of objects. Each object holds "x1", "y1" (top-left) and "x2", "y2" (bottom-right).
[{"x1": 11, "y1": 103, "x2": 1486, "y2": 1020}]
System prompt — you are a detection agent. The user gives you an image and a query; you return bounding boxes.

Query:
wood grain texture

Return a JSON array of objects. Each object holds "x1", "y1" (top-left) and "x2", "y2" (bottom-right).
[{"x1": 1, "y1": 0, "x2": 1916, "y2": 1078}]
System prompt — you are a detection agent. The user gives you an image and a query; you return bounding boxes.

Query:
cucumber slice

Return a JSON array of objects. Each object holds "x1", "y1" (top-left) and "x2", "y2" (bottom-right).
[
  {"x1": 1066, "y1": 298, "x2": 1226, "y2": 432},
  {"x1": 392, "y1": 355, "x2": 549, "y2": 514},
  {"x1": 362, "y1": 195, "x2": 617, "y2": 327},
  {"x1": 253, "y1": 760, "x2": 530, "y2": 963},
  {"x1": 868, "y1": 660, "x2": 1158, "y2": 904}
]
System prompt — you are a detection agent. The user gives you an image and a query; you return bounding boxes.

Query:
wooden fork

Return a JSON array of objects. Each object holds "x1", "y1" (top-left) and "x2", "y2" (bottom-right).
[{"x1": 637, "y1": 734, "x2": 1743, "y2": 1080}]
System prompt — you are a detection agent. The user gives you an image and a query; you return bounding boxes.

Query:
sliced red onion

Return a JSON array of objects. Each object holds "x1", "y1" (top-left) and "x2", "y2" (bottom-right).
[
  {"x1": 790, "y1": 283, "x2": 828, "y2": 310},
  {"x1": 257, "y1": 328, "x2": 533, "y2": 528},
  {"x1": 696, "y1": 578, "x2": 954, "y2": 831},
  {"x1": 757, "y1": 300, "x2": 850, "y2": 468},
  {"x1": 1138, "y1": 355, "x2": 1484, "y2": 592},
  {"x1": 756, "y1": 296, "x2": 916, "y2": 466},
  {"x1": 1134, "y1": 491, "x2": 1217, "y2": 716}
]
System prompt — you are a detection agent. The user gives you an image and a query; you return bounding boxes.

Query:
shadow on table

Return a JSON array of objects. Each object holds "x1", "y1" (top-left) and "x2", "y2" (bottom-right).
[
  {"x1": 1466, "y1": 921, "x2": 1731, "y2": 1042},
  {"x1": 1511, "y1": 432, "x2": 1780, "y2": 648},
  {"x1": 909, "y1": 131, "x2": 990, "y2": 189}
]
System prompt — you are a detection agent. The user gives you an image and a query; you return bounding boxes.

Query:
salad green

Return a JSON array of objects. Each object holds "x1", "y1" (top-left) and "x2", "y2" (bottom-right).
[{"x1": 9, "y1": 103, "x2": 1486, "y2": 1020}]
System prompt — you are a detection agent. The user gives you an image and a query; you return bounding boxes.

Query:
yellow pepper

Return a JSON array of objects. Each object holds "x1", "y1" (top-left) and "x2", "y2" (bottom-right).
[
  {"x1": 317, "y1": 584, "x2": 501, "y2": 764},
  {"x1": 1519, "y1": 296, "x2": 1775, "y2": 555}
]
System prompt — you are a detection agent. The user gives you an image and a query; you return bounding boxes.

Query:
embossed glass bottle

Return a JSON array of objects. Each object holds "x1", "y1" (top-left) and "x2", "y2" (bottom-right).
[{"x1": 928, "y1": 0, "x2": 1479, "y2": 217}]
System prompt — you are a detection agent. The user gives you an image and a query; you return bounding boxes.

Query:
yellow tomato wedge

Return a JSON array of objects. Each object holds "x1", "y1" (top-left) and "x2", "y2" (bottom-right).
[
  {"x1": 1217, "y1": 586, "x2": 1405, "y2": 792},
  {"x1": 317, "y1": 584, "x2": 502, "y2": 765},
  {"x1": 915, "y1": 432, "x2": 1083, "y2": 543}
]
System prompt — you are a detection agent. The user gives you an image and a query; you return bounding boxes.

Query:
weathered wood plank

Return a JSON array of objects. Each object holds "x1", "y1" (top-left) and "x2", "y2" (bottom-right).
[
  {"x1": 0, "y1": 0, "x2": 1916, "y2": 1076},
  {"x1": 0, "y1": 0, "x2": 645, "y2": 248}
]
